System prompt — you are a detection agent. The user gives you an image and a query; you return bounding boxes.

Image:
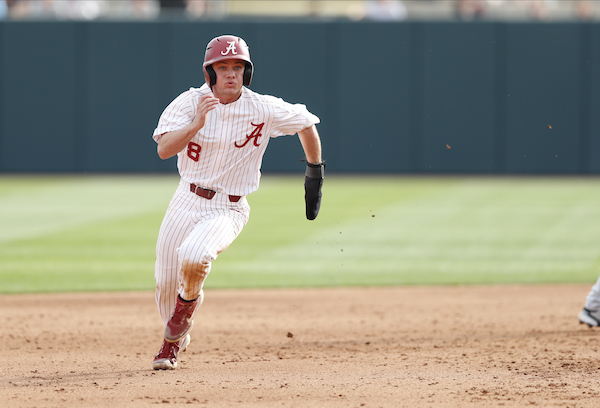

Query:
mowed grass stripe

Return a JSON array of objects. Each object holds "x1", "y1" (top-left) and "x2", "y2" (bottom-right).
[
  {"x1": 1, "y1": 175, "x2": 600, "y2": 293},
  {"x1": 211, "y1": 177, "x2": 600, "y2": 287},
  {"x1": 0, "y1": 175, "x2": 179, "y2": 243}
]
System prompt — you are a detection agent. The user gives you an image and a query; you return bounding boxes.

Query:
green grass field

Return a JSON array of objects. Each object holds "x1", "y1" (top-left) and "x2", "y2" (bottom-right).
[{"x1": 1, "y1": 174, "x2": 600, "y2": 294}]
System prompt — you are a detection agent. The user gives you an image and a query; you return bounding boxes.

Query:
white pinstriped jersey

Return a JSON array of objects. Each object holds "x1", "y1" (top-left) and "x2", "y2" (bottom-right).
[{"x1": 153, "y1": 84, "x2": 320, "y2": 197}]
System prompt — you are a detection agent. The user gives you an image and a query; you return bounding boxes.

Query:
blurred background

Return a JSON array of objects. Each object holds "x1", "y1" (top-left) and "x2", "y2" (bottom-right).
[
  {"x1": 2, "y1": 1, "x2": 600, "y2": 292},
  {"x1": 1, "y1": 0, "x2": 600, "y2": 175},
  {"x1": 1, "y1": 1, "x2": 599, "y2": 22}
]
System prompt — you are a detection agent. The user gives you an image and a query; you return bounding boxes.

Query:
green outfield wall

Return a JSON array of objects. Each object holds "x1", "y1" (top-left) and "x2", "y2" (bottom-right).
[{"x1": 0, "y1": 20, "x2": 598, "y2": 174}]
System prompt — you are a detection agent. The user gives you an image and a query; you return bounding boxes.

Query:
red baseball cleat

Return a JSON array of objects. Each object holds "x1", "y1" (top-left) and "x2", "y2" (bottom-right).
[
  {"x1": 164, "y1": 295, "x2": 199, "y2": 343},
  {"x1": 152, "y1": 334, "x2": 190, "y2": 370}
]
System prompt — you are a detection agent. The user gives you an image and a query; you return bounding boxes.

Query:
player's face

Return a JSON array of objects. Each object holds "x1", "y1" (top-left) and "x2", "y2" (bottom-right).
[{"x1": 211, "y1": 59, "x2": 245, "y2": 103}]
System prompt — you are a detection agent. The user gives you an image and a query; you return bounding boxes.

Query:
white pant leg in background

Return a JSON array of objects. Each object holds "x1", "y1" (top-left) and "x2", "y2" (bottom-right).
[
  {"x1": 584, "y1": 274, "x2": 600, "y2": 311},
  {"x1": 154, "y1": 181, "x2": 250, "y2": 325}
]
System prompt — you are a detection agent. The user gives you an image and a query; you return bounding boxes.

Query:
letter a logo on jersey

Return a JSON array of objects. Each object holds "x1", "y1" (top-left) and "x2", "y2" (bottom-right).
[
  {"x1": 235, "y1": 122, "x2": 264, "y2": 148},
  {"x1": 221, "y1": 41, "x2": 238, "y2": 56}
]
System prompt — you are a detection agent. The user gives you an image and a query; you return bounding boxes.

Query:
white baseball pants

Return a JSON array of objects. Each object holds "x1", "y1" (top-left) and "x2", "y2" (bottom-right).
[{"x1": 154, "y1": 179, "x2": 250, "y2": 325}]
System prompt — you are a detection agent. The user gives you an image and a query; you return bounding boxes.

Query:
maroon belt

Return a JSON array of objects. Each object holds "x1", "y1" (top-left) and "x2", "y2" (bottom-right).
[{"x1": 190, "y1": 183, "x2": 242, "y2": 202}]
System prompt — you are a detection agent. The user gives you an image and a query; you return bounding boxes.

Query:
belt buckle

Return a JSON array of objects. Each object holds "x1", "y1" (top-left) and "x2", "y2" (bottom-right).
[{"x1": 191, "y1": 183, "x2": 217, "y2": 200}]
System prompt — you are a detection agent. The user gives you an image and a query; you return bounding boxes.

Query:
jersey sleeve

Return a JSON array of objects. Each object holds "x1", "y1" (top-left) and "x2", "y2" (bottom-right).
[
  {"x1": 269, "y1": 97, "x2": 320, "y2": 138},
  {"x1": 152, "y1": 88, "x2": 199, "y2": 143}
]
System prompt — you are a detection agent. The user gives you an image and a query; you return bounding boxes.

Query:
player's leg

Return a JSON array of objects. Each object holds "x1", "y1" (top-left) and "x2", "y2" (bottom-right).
[
  {"x1": 579, "y1": 274, "x2": 600, "y2": 327},
  {"x1": 164, "y1": 196, "x2": 250, "y2": 342},
  {"x1": 153, "y1": 185, "x2": 200, "y2": 369},
  {"x1": 155, "y1": 186, "x2": 198, "y2": 325},
  {"x1": 178, "y1": 205, "x2": 249, "y2": 299}
]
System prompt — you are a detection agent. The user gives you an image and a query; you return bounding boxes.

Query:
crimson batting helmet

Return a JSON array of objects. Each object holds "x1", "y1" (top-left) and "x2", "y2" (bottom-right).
[{"x1": 203, "y1": 35, "x2": 253, "y2": 87}]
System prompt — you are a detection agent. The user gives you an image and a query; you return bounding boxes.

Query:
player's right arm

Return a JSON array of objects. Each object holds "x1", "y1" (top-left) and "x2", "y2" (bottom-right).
[{"x1": 156, "y1": 95, "x2": 219, "y2": 160}]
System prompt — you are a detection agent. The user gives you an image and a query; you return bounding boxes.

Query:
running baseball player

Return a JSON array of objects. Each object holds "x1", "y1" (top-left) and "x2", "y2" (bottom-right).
[
  {"x1": 579, "y1": 276, "x2": 600, "y2": 327},
  {"x1": 151, "y1": 35, "x2": 324, "y2": 370}
]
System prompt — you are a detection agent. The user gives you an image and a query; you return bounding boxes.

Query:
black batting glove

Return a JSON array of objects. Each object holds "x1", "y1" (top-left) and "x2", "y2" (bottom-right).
[{"x1": 304, "y1": 161, "x2": 325, "y2": 220}]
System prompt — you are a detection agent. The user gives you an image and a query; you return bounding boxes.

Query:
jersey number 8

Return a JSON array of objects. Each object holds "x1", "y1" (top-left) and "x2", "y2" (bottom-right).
[{"x1": 187, "y1": 142, "x2": 202, "y2": 161}]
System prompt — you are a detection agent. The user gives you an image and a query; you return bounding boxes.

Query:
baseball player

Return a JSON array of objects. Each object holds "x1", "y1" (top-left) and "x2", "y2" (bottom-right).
[
  {"x1": 151, "y1": 34, "x2": 324, "y2": 370},
  {"x1": 579, "y1": 276, "x2": 600, "y2": 327}
]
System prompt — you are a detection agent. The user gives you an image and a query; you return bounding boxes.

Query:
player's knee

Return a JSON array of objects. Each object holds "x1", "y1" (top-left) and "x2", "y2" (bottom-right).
[
  {"x1": 181, "y1": 258, "x2": 210, "y2": 281},
  {"x1": 178, "y1": 240, "x2": 214, "y2": 261},
  {"x1": 177, "y1": 242, "x2": 216, "y2": 287}
]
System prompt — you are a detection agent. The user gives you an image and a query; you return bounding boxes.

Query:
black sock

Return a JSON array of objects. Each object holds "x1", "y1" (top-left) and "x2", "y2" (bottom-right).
[{"x1": 178, "y1": 294, "x2": 197, "y2": 303}]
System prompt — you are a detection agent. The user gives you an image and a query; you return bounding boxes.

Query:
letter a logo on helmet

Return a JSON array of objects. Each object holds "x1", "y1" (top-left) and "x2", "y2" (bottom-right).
[
  {"x1": 221, "y1": 41, "x2": 238, "y2": 56},
  {"x1": 203, "y1": 35, "x2": 253, "y2": 87}
]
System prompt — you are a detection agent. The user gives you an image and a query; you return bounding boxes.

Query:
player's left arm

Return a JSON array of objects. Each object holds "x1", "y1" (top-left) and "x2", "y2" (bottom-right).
[
  {"x1": 298, "y1": 125, "x2": 324, "y2": 220},
  {"x1": 298, "y1": 125, "x2": 322, "y2": 165}
]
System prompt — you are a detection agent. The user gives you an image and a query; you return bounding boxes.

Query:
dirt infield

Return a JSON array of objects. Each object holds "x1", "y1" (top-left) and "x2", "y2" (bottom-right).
[{"x1": 1, "y1": 284, "x2": 599, "y2": 407}]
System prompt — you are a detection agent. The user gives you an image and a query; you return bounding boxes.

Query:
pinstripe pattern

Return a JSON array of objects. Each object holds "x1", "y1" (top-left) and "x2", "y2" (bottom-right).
[
  {"x1": 155, "y1": 179, "x2": 250, "y2": 325},
  {"x1": 152, "y1": 84, "x2": 319, "y2": 327},
  {"x1": 153, "y1": 84, "x2": 320, "y2": 196}
]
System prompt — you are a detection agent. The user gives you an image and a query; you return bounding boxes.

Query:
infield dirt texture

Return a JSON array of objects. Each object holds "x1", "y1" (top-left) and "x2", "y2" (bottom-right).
[{"x1": 2, "y1": 284, "x2": 599, "y2": 407}]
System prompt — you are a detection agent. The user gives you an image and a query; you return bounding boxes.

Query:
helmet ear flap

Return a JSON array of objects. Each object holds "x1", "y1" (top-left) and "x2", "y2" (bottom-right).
[
  {"x1": 206, "y1": 65, "x2": 216, "y2": 87},
  {"x1": 243, "y1": 62, "x2": 252, "y2": 86}
]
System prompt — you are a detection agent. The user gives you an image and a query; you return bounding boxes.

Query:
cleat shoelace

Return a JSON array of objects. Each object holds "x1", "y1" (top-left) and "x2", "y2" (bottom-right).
[
  {"x1": 171, "y1": 301, "x2": 196, "y2": 324},
  {"x1": 156, "y1": 341, "x2": 180, "y2": 361}
]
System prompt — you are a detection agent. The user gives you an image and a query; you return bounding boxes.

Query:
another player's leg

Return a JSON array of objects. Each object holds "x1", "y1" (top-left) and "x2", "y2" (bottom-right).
[{"x1": 579, "y1": 274, "x2": 600, "y2": 327}]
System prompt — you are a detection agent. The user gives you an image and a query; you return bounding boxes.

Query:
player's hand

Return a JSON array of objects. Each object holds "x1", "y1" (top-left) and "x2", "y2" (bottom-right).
[
  {"x1": 304, "y1": 162, "x2": 325, "y2": 220},
  {"x1": 193, "y1": 94, "x2": 219, "y2": 130}
]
